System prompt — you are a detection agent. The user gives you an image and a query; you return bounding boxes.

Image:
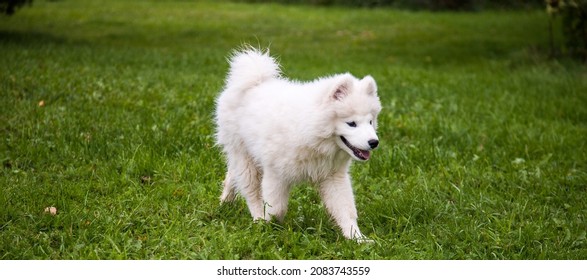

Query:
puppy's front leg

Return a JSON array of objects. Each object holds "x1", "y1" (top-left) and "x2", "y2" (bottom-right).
[{"x1": 319, "y1": 172, "x2": 368, "y2": 241}]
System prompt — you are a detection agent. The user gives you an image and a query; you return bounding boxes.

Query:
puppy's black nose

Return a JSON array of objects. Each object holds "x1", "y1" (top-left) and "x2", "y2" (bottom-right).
[{"x1": 368, "y1": 139, "x2": 379, "y2": 149}]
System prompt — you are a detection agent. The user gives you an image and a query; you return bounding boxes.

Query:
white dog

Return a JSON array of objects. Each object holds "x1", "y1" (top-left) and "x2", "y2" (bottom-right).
[{"x1": 215, "y1": 47, "x2": 381, "y2": 241}]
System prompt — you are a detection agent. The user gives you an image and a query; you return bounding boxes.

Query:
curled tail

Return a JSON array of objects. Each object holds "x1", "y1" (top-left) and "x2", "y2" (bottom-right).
[{"x1": 224, "y1": 47, "x2": 281, "y2": 93}]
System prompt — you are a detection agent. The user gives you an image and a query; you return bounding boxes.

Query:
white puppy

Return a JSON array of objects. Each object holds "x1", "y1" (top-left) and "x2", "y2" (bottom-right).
[{"x1": 215, "y1": 48, "x2": 381, "y2": 241}]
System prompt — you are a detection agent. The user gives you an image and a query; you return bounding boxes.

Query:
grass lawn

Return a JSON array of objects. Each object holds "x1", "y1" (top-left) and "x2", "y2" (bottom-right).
[{"x1": 1, "y1": 0, "x2": 586, "y2": 259}]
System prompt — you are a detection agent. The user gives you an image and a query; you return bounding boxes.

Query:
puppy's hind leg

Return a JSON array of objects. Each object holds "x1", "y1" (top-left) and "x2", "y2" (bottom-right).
[
  {"x1": 261, "y1": 170, "x2": 292, "y2": 222},
  {"x1": 227, "y1": 151, "x2": 265, "y2": 220},
  {"x1": 220, "y1": 172, "x2": 237, "y2": 203}
]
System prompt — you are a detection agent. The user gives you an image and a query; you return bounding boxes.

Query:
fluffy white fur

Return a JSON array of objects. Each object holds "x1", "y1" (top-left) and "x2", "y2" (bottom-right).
[{"x1": 215, "y1": 47, "x2": 381, "y2": 241}]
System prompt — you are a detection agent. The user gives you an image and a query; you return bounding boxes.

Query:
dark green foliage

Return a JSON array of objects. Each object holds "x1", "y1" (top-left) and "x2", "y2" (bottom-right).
[
  {"x1": 547, "y1": 0, "x2": 587, "y2": 62},
  {"x1": 561, "y1": 0, "x2": 587, "y2": 61},
  {"x1": 0, "y1": 0, "x2": 32, "y2": 15},
  {"x1": 233, "y1": 0, "x2": 544, "y2": 10}
]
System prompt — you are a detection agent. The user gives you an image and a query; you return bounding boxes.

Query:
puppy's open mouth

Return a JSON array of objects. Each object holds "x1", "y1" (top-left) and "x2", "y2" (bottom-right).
[{"x1": 340, "y1": 136, "x2": 370, "y2": 161}]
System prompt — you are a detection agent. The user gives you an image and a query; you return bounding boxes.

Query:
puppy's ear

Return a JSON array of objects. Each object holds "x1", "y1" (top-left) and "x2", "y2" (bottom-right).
[
  {"x1": 362, "y1": 75, "x2": 378, "y2": 96},
  {"x1": 332, "y1": 74, "x2": 354, "y2": 101}
]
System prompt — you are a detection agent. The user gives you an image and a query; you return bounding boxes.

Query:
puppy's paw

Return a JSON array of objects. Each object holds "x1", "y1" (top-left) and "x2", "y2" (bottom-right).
[{"x1": 353, "y1": 235, "x2": 374, "y2": 244}]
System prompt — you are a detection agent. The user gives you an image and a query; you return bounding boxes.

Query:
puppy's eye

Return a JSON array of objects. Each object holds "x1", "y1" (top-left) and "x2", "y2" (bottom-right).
[
  {"x1": 346, "y1": 121, "x2": 357, "y2": 127},
  {"x1": 369, "y1": 120, "x2": 373, "y2": 125}
]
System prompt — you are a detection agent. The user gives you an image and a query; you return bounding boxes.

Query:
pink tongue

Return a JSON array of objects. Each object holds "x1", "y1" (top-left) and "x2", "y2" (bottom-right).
[{"x1": 359, "y1": 150, "x2": 370, "y2": 160}]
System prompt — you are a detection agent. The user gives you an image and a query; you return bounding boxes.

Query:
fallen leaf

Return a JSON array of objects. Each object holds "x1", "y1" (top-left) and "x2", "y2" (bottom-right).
[{"x1": 44, "y1": 206, "x2": 57, "y2": 215}]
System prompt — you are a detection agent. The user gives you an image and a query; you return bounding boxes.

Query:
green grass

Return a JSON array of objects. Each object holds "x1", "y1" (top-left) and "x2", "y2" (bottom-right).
[{"x1": 1, "y1": 0, "x2": 586, "y2": 259}]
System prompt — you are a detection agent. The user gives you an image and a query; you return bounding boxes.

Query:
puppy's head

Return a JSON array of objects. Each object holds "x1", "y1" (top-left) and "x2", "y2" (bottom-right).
[{"x1": 329, "y1": 74, "x2": 381, "y2": 161}]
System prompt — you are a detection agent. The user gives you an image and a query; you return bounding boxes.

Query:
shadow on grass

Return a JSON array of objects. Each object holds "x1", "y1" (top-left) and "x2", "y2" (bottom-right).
[{"x1": 0, "y1": 30, "x2": 73, "y2": 46}]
